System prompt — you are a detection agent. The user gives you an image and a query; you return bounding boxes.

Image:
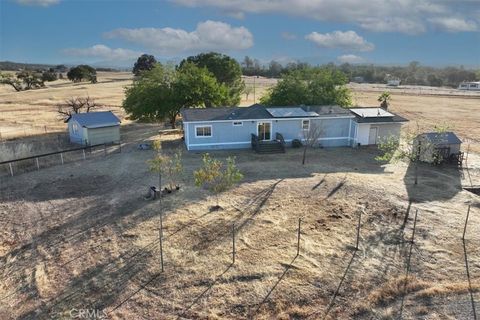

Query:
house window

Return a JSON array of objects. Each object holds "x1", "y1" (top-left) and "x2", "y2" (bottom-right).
[
  {"x1": 233, "y1": 121, "x2": 243, "y2": 126},
  {"x1": 72, "y1": 123, "x2": 79, "y2": 134},
  {"x1": 302, "y1": 119, "x2": 310, "y2": 130},
  {"x1": 195, "y1": 125, "x2": 212, "y2": 137}
]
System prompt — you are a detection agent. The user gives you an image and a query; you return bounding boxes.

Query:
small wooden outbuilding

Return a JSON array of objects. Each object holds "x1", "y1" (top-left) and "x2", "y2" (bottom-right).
[
  {"x1": 67, "y1": 111, "x2": 121, "y2": 145},
  {"x1": 415, "y1": 132, "x2": 462, "y2": 164}
]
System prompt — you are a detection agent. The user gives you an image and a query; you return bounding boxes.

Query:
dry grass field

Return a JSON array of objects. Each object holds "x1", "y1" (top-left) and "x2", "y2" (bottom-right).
[
  {"x1": 0, "y1": 72, "x2": 131, "y2": 140},
  {"x1": 0, "y1": 127, "x2": 479, "y2": 319}
]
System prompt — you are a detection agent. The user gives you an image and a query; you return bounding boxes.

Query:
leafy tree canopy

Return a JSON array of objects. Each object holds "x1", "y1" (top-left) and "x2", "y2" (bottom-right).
[
  {"x1": 193, "y1": 153, "x2": 243, "y2": 207},
  {"x1": 133, "y1": 54, "x2": 157, "y2": 76},
  {"x1": 260, "y1": 66, "x2": 352, "y2": 107},
  {"x1": 123, "y1": 62, "x2": 228, "y2": 128},
  {"x1": 67, "y1": 65, "x2": 96, "y2": 83},
  {"x1": 179, "y1": 52, "x2": 244, "y2": 106}
]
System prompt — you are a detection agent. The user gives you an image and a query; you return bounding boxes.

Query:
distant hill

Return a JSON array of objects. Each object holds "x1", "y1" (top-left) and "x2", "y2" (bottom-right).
[
  {"x1": 0, "y1": 61, "x2": 59, "y2": 71},
  {"x1": 0, "y1": 61, "x2": 123, "y2": 72}
]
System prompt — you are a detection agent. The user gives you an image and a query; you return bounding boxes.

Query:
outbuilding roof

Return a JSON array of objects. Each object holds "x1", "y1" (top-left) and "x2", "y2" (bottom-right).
[
  {"x1": 69, "y1": 111, "x2": 121, "y2": 128},
  {"x1": 181, "y1": 104, "x2": 352, "y2": 122},
  {"x1": 418, "y1": 132, "x2": 462, "y2": 145},
  {"x1": 350, "y1": 107, "x2": 408, "y2": 123}
]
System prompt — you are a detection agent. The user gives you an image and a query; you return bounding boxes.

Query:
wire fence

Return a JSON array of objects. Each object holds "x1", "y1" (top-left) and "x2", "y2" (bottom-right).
[
  {"x1": 0, "y1": 125, "x2": 66, "y2": 141},
  {"x1": 0, "y1": 142, "x2": 121, "y2": 177}
]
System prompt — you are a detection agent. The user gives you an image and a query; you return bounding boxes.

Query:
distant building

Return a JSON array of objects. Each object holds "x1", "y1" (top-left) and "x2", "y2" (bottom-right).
[
  {"x1": 458, "y1": 81, "x2": 480, "y2": 91},
  {"x1": 352, "y1": 76, "x2": 365, "y2": 83},
  {"x1": 67, "y1": 111, "x2": 121, "y2": 145},
  {"x1": 387, "y1": 79, "x2": 401, "y2": 86}
]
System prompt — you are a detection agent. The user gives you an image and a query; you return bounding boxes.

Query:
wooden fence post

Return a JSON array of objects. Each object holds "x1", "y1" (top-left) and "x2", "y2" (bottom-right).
[
  {"x1": 355, "y1": 210, "x2": 362, "y2": 250},
  {"x1": 462, "y1": 205, "x2": 471, "y2": 240},
  {"x1": 35, "y1": 157, "x2": 40, "y2": 170},
  {"x1": 296, "y1": 218, "x2": 302, "y2": 257},
  {"x1": 232, "y1": 224, "x2": 236, "y2": 264},
  {"x1": 60, "y1": 153, "x2": 64, "y2": 165},
  {"x1": 159, "y1": 172, "x2": 164, "y2": 272},
  {"x1": 9, "y1": 163, "x2": 13, "y2": 177}
]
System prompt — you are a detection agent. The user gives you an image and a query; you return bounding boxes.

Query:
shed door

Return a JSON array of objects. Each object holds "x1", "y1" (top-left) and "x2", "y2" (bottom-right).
[{"x1": 368, "y1": 127, "x2": 378, "y2": 145}]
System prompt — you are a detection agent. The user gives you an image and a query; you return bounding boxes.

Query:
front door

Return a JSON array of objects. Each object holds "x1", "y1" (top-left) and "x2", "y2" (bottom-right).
[
  {"x1": 368, "y1": 127, "x2": 378, "y2": 144},
  {"x1": 257, "y1": 122, "x2": 271, "y2": 141}
]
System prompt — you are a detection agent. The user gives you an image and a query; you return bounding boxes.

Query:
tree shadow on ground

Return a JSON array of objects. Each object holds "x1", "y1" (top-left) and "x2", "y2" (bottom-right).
[
  {"x1": 404, "y1": 161, "x2": 462, "y2": 203},
  {"x1": 189, "y1": 179, "x2": 283, "y2": 252}
]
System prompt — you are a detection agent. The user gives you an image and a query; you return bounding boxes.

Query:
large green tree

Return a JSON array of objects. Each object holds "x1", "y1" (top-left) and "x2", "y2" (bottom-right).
[
  {"x1": 260, "y1": 67, "x2": 352, "y2": 107},
  {"x1": 133, "y1": 54, "x2": 157, "y2": 76},
  {"x1": 179, "y1": 52, "x2": 244, "y2": 106},
  {"x1": 67, "y1": 65, "x2": 96, "y2": 83},
  {"x1": 123, "y1": 63, "x2": 228, "y2": 128}
]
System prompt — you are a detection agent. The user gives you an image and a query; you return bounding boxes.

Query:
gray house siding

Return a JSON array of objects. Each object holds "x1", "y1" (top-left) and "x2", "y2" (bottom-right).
[
  {"x1": 185, "y1": 117, "x2": 354, "y2": 150},
  {"x1": 86, "y1": 126, "x2": 120, "y2": 145},
  {"x1": 377, "y1": 123, "x2": 402, "y2": 142}
]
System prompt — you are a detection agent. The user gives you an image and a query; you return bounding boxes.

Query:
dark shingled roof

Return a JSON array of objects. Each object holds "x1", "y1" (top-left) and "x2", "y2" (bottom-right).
[
  {"x1": 181, "y1": 104, "x2": 353, "y2": 122},
  {"x1": 418, "y1": 132, "x2": 462, "y2": 145},
  {"x1": 69, "y1": 111, "x2": 121, "y2": 128}
]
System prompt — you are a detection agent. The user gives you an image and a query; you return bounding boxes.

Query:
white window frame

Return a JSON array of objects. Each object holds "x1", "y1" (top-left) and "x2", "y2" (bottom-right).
[
  {"x1": 233, "y1": 121, "x2": 243, "y2": 126},
  {"x1": 302, "y1": 119, "x2": 310, "y2": 130},
  {"x1": 195, "y1": 125, "x2": 212, "y2": 138},
  {"x1": 72, "y1": 123, "x2": 79, "y2": 135}
]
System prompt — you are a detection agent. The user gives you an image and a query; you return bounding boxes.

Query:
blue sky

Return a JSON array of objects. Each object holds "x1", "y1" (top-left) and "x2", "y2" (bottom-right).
[{"x1": 1, "y1": 0, "x2": 479, "y2": 68}]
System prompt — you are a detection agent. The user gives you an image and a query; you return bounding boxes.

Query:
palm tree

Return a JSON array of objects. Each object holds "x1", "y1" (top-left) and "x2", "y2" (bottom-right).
[{"x1": 378, "y1": 91, "x2": 391, "y2": 110}]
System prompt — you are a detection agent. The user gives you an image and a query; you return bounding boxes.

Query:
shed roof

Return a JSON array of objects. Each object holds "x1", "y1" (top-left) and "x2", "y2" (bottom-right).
[
  {"x1": 69, "y1": 111, "x2": 121, "y2": 128},
  {"x1": 418, "y1": 132, "x2": 462, "y2": 145},
  {"x1": 181, "y1": 104, "x2": 352, "y2": 122}
]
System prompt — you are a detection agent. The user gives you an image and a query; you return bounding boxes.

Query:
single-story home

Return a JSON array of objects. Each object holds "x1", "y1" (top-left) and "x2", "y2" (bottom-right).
[
  {"x1": 415, "y1": 132, "x2": 462, "y2": 163},
  {"x1": 180, "y1": 104, "x2": 408, "y2": 151},
  {"x1": 67, "y1": 111, "x2": 121, "y2": 145}
]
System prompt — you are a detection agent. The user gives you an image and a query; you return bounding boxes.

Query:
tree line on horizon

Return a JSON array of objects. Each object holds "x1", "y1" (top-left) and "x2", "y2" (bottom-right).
[{"x1": 240, "y1": 56, "x2": 479, "y2": 88}]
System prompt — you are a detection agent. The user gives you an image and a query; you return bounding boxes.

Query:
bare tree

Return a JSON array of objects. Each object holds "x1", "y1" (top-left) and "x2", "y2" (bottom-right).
[
  {"x1": 57, "y1": 96, "x2": 99, "y2": 122},
  {"x1": 302, "y1": 122, "x2": 324, "y2": 165}
]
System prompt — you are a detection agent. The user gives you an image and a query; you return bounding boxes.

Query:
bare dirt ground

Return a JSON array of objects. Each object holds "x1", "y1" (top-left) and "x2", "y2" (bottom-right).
[{"x1": 0, "y1": 125, "x2": 479, "y2": 319}]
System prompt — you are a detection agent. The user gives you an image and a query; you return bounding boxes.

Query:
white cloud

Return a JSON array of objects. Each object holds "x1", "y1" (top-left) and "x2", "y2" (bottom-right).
[
  {"x1": 305, "y1": 31, "x2": 374, "y2": 51},
  {"x1": 429, "y1": 17, "x2": 478, "y2": 32},
  {"x1": 104, "y1": 20, "x2": 253, "y2": 55},
  {"x1": 171, "y1": 0, "x2": 479, "y2": 34},
  {"x1": 337, "y1": 54, "x2": 365, "y2": 64},
  {"x1": 15, "y1": 0, "x2": 60, "y2": 6},
  {"x1": 63, "y1": 44, "x2": 142, "y2": 60}
]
